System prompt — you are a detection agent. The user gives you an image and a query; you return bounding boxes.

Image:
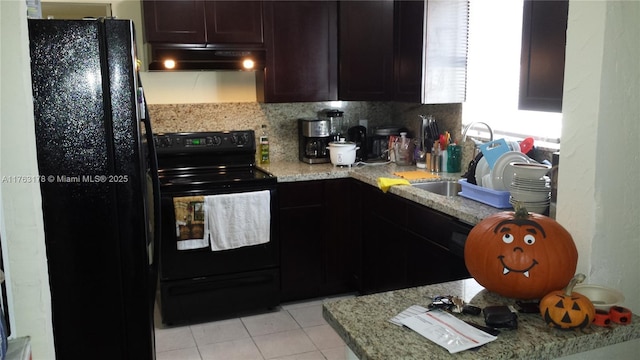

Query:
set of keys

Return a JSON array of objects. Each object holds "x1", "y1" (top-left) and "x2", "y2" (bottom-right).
[{"x1": 428, "y1": 295, "x2": 482, "y2": 315}]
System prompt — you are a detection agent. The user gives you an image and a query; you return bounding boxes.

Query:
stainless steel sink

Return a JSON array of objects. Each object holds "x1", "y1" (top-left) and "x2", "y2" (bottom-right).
[{"x1": 412, "y1": 181, "x2": 461, "y2": 197}]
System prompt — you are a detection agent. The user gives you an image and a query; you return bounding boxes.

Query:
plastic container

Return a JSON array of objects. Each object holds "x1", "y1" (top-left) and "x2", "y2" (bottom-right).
[
  {"x1": 447, "y1": 144, "x2": 462, "y2": 172},
  {"x1": 458, "y1": 179, "x2": 511, "y2": 208},
  {"x1": 394, "y1": 132, "x2": 413, "y2": 165},
  {"x1": 325, "y1": 109, "x2": 344, "y2": 141}
]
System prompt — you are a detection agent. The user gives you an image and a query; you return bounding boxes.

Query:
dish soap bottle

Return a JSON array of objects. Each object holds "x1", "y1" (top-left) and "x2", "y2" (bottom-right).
[{"x1": 259, "y1": 124, "x2": 270, "y2": 164}]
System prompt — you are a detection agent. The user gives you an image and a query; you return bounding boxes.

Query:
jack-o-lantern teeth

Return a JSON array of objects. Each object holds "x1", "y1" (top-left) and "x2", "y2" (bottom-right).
[
  {"x1": 498, "y1": 256, "x2": 538, "y2": 278},
  {"x1": 502, "y1": 267, "x2": 530, "y2": 277}
]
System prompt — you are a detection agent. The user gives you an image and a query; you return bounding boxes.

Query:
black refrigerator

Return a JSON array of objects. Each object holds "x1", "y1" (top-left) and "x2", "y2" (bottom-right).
[{"x1": 27, "y1": 19, "x2": 160, "y2": 359}]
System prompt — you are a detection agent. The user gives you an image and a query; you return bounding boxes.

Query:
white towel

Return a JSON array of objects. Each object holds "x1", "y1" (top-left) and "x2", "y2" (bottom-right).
[{"x1": 204, "y1": 190, "x2": 271, "y2": 251}]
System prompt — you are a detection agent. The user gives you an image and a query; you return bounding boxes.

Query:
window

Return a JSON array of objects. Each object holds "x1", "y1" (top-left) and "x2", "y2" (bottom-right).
[{"x1": 462, "y1": 0, "x2": 561, "y2": 150}]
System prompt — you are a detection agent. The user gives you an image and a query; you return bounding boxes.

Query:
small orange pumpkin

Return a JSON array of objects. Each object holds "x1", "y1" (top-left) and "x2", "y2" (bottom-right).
[
  {"x1": 464, "y1": 203, "x2": 578, "y2": 300},
  {"x1": 540, "y1": 273, "x2": 595, "y2": 330}
]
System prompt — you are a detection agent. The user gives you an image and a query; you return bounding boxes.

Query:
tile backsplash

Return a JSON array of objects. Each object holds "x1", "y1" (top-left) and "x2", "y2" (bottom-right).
[{"x1": 148, "y1": 102, "x2": 463, "y2": 163}]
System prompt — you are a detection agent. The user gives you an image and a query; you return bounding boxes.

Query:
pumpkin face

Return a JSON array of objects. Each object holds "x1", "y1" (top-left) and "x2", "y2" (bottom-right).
[
  {"x1": 540, "y1": 273, "x2": 595, "y2": 330},
  {"x1": 540, "y1": 291, "x2": 595, "y2": 330},
  {"x1": 464, "y1": 207, "x2": 578, "y2": 300}
]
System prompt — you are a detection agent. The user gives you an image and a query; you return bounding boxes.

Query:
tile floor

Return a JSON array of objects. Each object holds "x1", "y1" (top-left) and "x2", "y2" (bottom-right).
[{"x1": 154, "y1": 295, "x2": 356, "y2": 360}]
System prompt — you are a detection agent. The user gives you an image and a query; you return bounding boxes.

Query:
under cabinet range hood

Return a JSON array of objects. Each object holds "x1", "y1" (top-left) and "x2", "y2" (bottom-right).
[{"x1": 148, "y1": 46, "x2": 266, "y2": 71}]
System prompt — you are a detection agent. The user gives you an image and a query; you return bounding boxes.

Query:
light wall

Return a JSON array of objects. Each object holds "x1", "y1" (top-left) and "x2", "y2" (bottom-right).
[
  {"x1": 139, "y1": 71, "x2": 257, "y2": 104},
  {"x1": 556, "y1": 0, "x2": 640, "y2": 358},
  {"x1": 1, "y1": 0, "x2": 55, "y2": 357}
]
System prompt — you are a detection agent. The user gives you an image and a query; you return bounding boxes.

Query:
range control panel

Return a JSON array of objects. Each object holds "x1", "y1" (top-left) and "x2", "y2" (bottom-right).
[{"x1": 154, "y1": 131, "x2": 255, "y2": 154}]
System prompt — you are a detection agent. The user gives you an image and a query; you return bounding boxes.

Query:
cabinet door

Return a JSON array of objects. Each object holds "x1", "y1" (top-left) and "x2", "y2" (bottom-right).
[
  {"x1": 258, "y1": 1, "x2": 338, "y2": 103},
  {"x1": 142, "y1": 0, "x2": 206, "y2": 44},
  {"x1": 519, "y1": 0, "x2": 569, "y2": 112},
  {"x1": 406, "y1": 234, "x2": 453, "y2": 287},
  {"x1": 339, "y1": 0, "x2": 394, "y2": 100},
  {"x1": 322, "y1": 179, "x2": 358, "y2": 295},
  {"x1": 203, "y1": 1, "x2": 263, "y2": 44},
  {"x1": 360, "y1": 185, "x2": 409, "y2": 294},
  {"x1": 393, "y1": 0, "x2": 424, "y2": 102},
  {"x1": 279, "y1": 179, "x2": 358, "y2": 301},
  {"x1": 362, "y1": 215, "x2": 408, "y2": 293},
  {"x1": 279, "y1": 181, "x2": 324, "y2": 301}
]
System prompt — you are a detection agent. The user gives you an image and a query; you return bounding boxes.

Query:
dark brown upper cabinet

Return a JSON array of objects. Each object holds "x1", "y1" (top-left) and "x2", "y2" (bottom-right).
[
  {"x1": 339, "y1": 0, "x2": 468, "y2": 103},
  {"x1": 339, "y1": 0, "x2": 395, "y2": 101},
  {"x1": 257, "y1": 1, "x2": 338, "y2": 103},
  {"x1": 142, "y1": 0, "x2": 263, "y2": 46},
  {"x1": 519, "y1": 0, "x2": 569, "y2": 112},
  {"x1": 143, "y1": 0, "x2": 206, "y2": 44},
  {"x1": 393, "y1": 0, "x2": 425, "y2": 102},
  {"x1": 339, "y1": 0, "x2": 422, "y2": 102}
]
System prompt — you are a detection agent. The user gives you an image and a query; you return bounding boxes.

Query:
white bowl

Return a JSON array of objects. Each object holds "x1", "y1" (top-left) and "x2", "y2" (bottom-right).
[
  {"x1": 509, "y1": 162, "x2": 551, "y2": 180},
  {"x1": 573, "y1": 284, "x2": 625, "y2": 311}
]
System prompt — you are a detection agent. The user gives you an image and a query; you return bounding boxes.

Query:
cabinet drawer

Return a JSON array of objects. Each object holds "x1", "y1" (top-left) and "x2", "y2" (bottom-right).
[{"x1": 278, "y1": 181, "x2": 324, "y2": 208}]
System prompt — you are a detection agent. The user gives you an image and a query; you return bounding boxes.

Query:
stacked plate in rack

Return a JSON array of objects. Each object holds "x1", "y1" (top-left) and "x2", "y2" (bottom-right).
[{"x1": 507, "y1": 162, "x2": 552, "y2": 214}]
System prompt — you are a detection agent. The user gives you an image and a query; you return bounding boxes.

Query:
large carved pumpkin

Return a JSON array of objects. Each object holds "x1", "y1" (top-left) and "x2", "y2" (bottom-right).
[
  {"x1": 540, "y1": 273, "x2": 595, "y2": 330},
  {"x1": 464, "y1": 204, "x2": 578, "y2": 300}
]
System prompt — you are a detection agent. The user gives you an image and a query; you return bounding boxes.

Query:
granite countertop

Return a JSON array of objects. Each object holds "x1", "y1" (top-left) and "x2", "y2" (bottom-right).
[
  {"x1": 261, "y1": 160, "x2": 504, "y2": 225},
  {"x1": 322, "y1": 278, "x2": 640, "y2": 360}
]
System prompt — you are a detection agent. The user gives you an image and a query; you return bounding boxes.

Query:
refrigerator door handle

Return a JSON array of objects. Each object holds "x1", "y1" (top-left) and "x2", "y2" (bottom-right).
[{"x1": 140, "y1": 96, "x2": 161, "y2": 269}]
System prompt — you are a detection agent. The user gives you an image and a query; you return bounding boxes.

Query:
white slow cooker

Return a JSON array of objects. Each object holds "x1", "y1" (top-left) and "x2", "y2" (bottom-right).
[{"x1": 327, "y1": 139, "x2": 359, "y2": 166}]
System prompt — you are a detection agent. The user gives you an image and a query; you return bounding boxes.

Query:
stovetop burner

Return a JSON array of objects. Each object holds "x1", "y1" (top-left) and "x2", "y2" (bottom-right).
[
  {"x1": 154, "y1": 131, "x2": 276, "y2": 189},
  {"x1": 158, "y1": 165, "x2": 275, "y2": 186}
]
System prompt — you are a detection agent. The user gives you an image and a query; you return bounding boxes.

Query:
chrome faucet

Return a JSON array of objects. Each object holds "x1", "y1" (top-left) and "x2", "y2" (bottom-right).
[{"x1": 462, "y1": 122, "x2": 494, "y2": 143}]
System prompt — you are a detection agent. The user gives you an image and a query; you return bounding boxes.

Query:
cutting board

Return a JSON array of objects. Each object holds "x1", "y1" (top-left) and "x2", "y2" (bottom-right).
[{"x1": 479, "y1": 139, "x2": 510, "y2": 169}]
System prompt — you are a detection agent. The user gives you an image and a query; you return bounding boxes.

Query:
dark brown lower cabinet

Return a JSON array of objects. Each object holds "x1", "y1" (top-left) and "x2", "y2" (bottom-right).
[
  {"x1": 278, "y1": 179, "x2": 358, "y2": 302},
  {"x1": 360, "y1": 182, "x2": 408, "y2": 293},
  {"x1": 360, "y1": 183, "x2": 470, "y2": 294},
  {"x1": 280, "y1": 179, "x2": 470, "y2": 300}
]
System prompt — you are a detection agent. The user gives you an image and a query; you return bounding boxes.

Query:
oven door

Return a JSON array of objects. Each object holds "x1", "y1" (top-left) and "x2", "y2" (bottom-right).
[{"x1": 158, "y1": 181, "x2": 279, "y2": 281}]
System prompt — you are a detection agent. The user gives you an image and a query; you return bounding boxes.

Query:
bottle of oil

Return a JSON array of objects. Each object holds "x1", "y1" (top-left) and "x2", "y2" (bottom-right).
[{"x1": 259, "y1": 124, "x2": 270, "y2": 164}]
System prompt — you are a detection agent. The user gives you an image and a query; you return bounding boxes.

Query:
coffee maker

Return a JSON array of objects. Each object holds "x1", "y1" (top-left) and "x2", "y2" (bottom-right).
[
  {"x1": 347, "y1": 125, "x2": 367, "y2": 162},
  {"x1": 299, "y1": 118, "x2": 331, "y2": 164}
]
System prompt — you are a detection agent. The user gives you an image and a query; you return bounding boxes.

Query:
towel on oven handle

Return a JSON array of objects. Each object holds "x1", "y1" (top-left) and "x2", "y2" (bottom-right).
[{"x1": 204, "y1": 190, "x2": 271, "y2": 251}]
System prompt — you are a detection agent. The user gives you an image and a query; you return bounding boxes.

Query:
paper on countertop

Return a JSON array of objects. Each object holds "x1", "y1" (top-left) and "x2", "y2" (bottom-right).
[
  {"x1": 389, "y1": 305, "x2": 429, "y2": 326},
  {"x1": 393, "y1": 171, "x2": 440, "y2": 181},
  {"x1": 392, "y1": 306, "x2": 497, "y2": 354}
]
